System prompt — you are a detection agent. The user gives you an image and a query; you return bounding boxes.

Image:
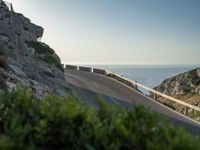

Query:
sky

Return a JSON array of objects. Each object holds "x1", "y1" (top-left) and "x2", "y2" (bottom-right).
[{"x1": 8, "y1": 0, "x2": 200, "y2": 65}]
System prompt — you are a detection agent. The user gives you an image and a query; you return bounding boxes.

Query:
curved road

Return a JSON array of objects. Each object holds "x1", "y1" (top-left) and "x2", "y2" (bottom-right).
[{"x1": 65, "y1": 70, "x2": 200, "y2": 135}]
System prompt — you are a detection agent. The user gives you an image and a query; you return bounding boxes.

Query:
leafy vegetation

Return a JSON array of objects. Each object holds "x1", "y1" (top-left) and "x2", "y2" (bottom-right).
[
  {"x1": 26, "y1": 41, "x2": 63, "y2": 70},
  {"x1": 0, "y1": 88, "x2": 199, "y2": 150},
  {"x1": 26, "y1": 41, "x2": 54, "y2": 55},
  {"x1": 40, "y1": 54, "x2": 60, "y2": 65},
  {"x1": 191, "y1": 70, "x2": 200, "y2": 86},
  {"x1": 39, "y1": 54, "x2": 63, "y2": 70}
]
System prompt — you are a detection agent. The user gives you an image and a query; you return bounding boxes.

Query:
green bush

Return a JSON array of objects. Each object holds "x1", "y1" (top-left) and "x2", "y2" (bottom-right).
[
  {"x1": 0, "y1": 88, "x2": 199, "y2": 150},
  {"x1": 26, "y1": 41, "x2": 63, "y2": 70},
  {"x1": 40, "y1": 54, "x2": 63, "y2": 70},
  {"x1": 41, "y1": 54, "x2": 60, "y2": 65},
  {"x1": 191, "y1": 70, "x2": 200, "y2": 85},
  {"x1": 26, "y1": 41, "x2": 54, "y2": 55}
]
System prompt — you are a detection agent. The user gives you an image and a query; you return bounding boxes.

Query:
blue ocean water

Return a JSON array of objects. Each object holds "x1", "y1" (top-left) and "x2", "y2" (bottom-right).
[{"x1": 88, "y1": 65, "x2": 199, "y2": 89}]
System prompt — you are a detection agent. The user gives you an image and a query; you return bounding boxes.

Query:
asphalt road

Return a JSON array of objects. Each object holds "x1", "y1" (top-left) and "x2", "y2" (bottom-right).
[{"x1": 65, "y1": 70, "x2": 200, "y2": 135}]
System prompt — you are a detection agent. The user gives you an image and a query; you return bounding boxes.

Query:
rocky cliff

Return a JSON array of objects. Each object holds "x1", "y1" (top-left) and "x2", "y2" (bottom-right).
[
  {"x1": 154, "y1": 67, "x2": 200, "y2": 96},
  {"x1": 0, "y1": 1, "x2": 70, "y2": 98},
  {"x1": 153, "y1": 67, "x2": 200, "y2": 118}
]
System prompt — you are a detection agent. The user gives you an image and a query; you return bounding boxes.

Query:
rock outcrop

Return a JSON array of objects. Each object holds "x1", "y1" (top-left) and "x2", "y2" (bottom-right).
[
  {"x1": 154, "y1": 68, "x2": 200, "y2": 96},
  {"x1": 0, "y1": 1, "x2": 70, "y2": 98},
  {"x1": 153, "y1": 67, "x2": 200, "y2": 119}
]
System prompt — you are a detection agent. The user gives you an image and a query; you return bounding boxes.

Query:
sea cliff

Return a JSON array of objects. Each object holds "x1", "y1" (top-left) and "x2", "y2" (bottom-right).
[{"x1": 0, "y1": 1, "x2": 69, "y2": 98}]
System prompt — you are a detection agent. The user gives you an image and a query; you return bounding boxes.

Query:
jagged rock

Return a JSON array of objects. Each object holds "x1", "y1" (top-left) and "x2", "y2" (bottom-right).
[
  {"x1": 0, "y1": 35, "x2": 8, "y2": 43},
  {"x1": 154, "y1": 68, "x2": 200, "y2": 96},
  {"x1": 6, "y1": 81, "x2": 16, "y2": 91},
  {"x1": 153, "y1": 67, "x2": 200, "y2": 119},
  {"x1": 0, "y1": 1, "x2": 70, "y2": 98},
  {"x1": 9, "y1": 65, "x2": 28, "y2": 78}
]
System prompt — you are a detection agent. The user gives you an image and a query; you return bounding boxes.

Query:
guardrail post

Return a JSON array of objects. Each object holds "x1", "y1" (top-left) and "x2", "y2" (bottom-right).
[
  {"x1": 191, "y1": 109, "x2": 195, "y2": 117},
  {"x1": 65, "y1": 65, "x2": 78, "y2": 70},
  {"x1": 135, "y1": 81, "x2": 138, "y2": 90},
  {"x1": 184, "y1": 106, "x2": 189, "y2": 115},
  {"x1": 153, "y1": 93, "x2": 158, "y2": 100}
]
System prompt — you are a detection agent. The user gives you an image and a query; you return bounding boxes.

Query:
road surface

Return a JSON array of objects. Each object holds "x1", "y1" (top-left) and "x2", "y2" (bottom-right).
[{"x1": 65, "y1": 70, "x2": 200, "y2": 135}]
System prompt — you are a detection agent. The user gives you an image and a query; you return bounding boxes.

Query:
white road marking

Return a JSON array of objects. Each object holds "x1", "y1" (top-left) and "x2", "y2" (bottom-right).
[
  {"x1": 92, "y1": 82, "x2": 99, "y2": 88},
  {"x1": 110, "y1": 97, "x2": 120, "y2": 105}
]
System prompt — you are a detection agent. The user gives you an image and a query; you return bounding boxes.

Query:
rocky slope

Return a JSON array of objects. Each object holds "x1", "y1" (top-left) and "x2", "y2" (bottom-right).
[
  {"x1": 154, "y1": 68, "x2": 200, "y2": 96},
  {"x1": 0, "y1": 1, "x2": 70, "y2": 98},
  {"x1": 153, "y1": 67, "x2": 200, "y2": 118}
]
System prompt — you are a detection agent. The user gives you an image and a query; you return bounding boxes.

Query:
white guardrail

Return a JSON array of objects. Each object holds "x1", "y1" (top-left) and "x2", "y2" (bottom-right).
[{"x1": 64, "y1": 64, "x2": 200, "y2": 116}]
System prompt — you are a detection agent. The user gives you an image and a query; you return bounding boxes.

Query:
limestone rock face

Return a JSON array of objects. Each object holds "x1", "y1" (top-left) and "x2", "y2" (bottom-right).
[
  {"x1": 154, "y1": 68, "x2": 200, "y2": 96},
  {"x1": 153, "y1": 67, "x2": 200, "y2": 120},
  {"x1": 0, "y1": 2, "x2": 70, "y2": 98}
]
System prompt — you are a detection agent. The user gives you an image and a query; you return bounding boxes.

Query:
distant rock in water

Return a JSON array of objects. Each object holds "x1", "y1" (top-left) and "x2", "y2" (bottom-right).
[{"x1": 0, "y1": 1, "x2": 70, "y2": 98}]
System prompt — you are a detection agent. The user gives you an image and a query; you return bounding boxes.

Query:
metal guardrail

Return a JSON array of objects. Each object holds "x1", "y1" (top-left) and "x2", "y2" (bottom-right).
[
  {"x1": 79, "y1": 66, "x2": 92, "y2": 72},
  {"x1": 93, "y1": 68, "x2": 107, "y2": 75},
  {"x1": 65, "y1": 65, "x2": 78, "y2": 70},
  {"x1": 64, "y1": 64, "x2": 200, "y2": 115},
  {"x1": 107, "y1": 72, "x2": 200, "y2": 115}
]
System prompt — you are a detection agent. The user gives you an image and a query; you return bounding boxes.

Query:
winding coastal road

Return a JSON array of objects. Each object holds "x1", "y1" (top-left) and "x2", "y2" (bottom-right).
[{"x1": 65, "y1": 69, "x2": 200, "y2": 135}]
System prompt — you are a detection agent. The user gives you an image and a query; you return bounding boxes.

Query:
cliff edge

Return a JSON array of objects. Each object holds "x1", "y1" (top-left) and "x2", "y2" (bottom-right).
[
  {"x1": 0, "y1": 1, "x2": 70, "y2": 98},
  {"x1": 153, "y1": 67, "x2": 200, "y2": 118}
]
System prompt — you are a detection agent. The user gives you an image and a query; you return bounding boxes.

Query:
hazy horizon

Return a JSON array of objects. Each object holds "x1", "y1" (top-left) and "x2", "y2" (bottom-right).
[
  {"x1": 9, "y1": 0, "x2": 200, "y2": 65},
  {"x1": 62, "y1": 62, "x2": 199, "y2": 66}
]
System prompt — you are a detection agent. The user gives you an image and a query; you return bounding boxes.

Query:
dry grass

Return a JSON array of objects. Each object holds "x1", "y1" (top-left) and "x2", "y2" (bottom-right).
[{"x1": 172, "y1": 94, "x2": 200, "y2": 106}]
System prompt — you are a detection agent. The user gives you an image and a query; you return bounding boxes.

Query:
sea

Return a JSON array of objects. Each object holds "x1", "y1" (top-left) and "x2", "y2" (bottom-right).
[{"x1": 86, "y1": 65, "x2": 199, "y2": 93}]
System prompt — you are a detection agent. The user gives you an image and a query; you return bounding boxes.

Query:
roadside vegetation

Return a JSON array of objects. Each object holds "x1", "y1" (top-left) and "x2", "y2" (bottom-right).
[
  {"x1": 0, "y1": 88, "x2": 199, "y2": 150},
  {"x1": 26, "y1": 41, "x2": 63, "y2": 70},
  {"x1": 26, "y1": 41, "x2": 54, "y2": 55},
  {"x1": 190, "y1": 70, "x2": 200, "y2": 86}
]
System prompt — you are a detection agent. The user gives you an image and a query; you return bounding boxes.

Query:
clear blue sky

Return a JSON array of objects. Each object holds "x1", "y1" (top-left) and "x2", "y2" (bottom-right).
[{"x1": 9, "y1": 0, "x2": 200, "y2": 65}]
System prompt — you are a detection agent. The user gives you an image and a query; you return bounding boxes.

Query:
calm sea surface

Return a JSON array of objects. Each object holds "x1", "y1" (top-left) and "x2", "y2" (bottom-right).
[{"x1": 87, "y1": 65, "x2": 199, "y2": 89}]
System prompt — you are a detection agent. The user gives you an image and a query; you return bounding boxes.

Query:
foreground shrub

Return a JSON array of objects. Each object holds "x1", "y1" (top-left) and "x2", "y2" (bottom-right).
[{"x1": 0, "y1": 88, "x2": 199, "y2": 150}]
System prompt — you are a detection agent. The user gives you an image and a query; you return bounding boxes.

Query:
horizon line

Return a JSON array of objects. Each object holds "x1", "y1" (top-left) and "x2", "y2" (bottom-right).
[{"x1": 62, "y1": 62, "x2": 200, "y2": 66}]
